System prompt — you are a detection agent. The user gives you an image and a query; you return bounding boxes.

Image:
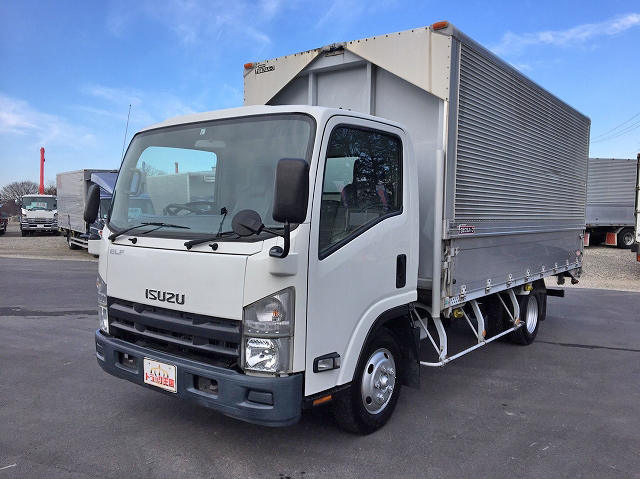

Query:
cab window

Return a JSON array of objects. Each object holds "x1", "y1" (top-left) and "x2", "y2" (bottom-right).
[{"x1": 319, "y1": 126, "x2": 402, "y2": 257}]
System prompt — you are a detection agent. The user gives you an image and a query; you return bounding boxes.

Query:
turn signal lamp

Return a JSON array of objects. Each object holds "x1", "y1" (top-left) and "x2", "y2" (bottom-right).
[
  {"x1": 312, "y1": 395, "x2": 333, "y2": 407},
  {"x1": 524, "y1": 283, "x2": 533, "y2": 291},
  {"x1": 432, "y1": 21, "x2": 449, "y2": 30},
  {"x1": 453, "y1": 308, "x2": 464, "y2": 319}
]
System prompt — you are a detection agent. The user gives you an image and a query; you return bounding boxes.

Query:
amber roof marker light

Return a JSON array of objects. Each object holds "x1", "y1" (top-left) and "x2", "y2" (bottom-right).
[{"x1": 431, "y1": 21, "x2": 449, "y2": 30}]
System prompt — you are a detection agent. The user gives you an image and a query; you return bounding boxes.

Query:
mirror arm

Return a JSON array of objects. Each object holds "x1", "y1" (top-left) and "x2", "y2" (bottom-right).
[{"x1": 268, "y1": 222, "x2": 290, "y2": 259}]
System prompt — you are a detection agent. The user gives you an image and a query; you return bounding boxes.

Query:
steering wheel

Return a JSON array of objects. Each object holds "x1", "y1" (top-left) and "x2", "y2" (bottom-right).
[{"x1": 164, "y1": 201, "x2": 216, "y2": 215}]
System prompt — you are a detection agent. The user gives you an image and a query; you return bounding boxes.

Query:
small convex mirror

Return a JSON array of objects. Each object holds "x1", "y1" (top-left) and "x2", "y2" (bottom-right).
[{"x1": 231, "y1": 209, "x2": 264, "y2": 237}]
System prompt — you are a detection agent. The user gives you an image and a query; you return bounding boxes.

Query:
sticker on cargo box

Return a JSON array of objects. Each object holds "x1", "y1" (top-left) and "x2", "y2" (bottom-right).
[
  {"x1": 143, "y1": 358, "x2": 177, "y2": 393},
  {"x1": 458, "y1": 224, "x2": 475, "y2": 235}
]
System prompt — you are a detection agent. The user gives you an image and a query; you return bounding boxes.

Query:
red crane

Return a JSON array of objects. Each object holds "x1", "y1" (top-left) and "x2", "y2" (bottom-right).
[{"x1": 39, "y1": 147, "x2": 45, "y2": 194}]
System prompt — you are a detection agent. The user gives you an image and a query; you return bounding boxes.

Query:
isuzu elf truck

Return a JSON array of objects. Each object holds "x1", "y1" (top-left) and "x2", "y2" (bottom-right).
[{"x1": 88, "y1": 23, "x2": 590, "y2": 434}]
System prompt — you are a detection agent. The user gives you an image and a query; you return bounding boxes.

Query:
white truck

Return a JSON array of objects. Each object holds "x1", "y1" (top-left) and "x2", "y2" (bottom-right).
[
  {"x1": 57, "y1": 169, "x2": 118, "y2": 252},
  {"x1": 584, "y1": 157, "x2": 639, "y2": 248},
  {"x1": 633, "y1": 153, "x2": 640, "y2": 261},
  {"x1": 19, "y1": 194, "x2": 58, "y2": 236},
  {"x1": 87, "y1": 23, "x2": 590, "y2": 434}
]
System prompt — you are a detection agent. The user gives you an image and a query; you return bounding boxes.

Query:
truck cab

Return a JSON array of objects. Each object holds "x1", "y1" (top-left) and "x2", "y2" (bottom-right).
[
  {"x1": 94, "y1": 105, "x2": 417, "y2": 429},
  {"x1": 19, "y1": 194, "x2": 58, "y2": 236}
]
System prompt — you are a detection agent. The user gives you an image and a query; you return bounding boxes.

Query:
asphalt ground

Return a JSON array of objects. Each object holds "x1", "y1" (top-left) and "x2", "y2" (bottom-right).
[{"x1": 1, "y1": 255, "x2": 639, "y2": 479}]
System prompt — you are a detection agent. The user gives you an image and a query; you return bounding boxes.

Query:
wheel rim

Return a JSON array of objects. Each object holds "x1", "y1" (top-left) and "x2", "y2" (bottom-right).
[
  {"x1": 360, "y1": 348, "x2": 396, "y2": 414},
  {"x1": 525, "y1": 295, "x2": 539, "y2": 334},
  {"x1": 622, "y1": 232, "x2": 634, "y2": 246}
]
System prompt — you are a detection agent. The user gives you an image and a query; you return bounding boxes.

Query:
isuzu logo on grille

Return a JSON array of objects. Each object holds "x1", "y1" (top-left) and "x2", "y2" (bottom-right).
[{"x1": 145, "y1": 289, "x2": 185, "y2": 305}]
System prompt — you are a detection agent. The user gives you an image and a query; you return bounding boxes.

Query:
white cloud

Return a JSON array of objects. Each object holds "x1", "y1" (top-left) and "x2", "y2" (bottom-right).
[
  {"x1": 492, "y1": 13, "x2": 640, "y2": 56},
  {"x1": 0, "y1": 93, "x2": 95, "y2": 150},
  {"x1": 315, "y1": 0, "x2": 398, "y2": 32},
  {"x1": 81, "y1": 83, "x2": 204, "y2": 129},
  {"x1": 106, "y1": 0, "x2": 286, "y2": 47}
]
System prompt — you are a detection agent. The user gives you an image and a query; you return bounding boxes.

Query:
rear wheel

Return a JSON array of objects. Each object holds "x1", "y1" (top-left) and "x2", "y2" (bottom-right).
[
  {"x1": 510, "y1": 291, "x2": 542, "y2": 345},
  {"x1": 618, "y1": 227, "x2": 634, "y2": 249},
  {"x1": 332, "y1": 328, "x2": 403, "y2": 434}
]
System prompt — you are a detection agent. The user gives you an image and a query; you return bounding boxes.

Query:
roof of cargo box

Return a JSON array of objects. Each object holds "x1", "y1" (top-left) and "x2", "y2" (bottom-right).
[
  {"x1": 244, "y1": 24, "x2": 454, "y2": 106},
  {"x1": 243, "y1": 22, "x2": 589, "y2": 122}
]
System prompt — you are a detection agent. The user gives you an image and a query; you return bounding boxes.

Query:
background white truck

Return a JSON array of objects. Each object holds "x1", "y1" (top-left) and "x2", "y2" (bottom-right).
[
  {"x1": 633, "y1": 153, "x2": 640, "y2": 261},
  {"x1": 57, "y1": 169, "x2": 118, "y2": 251},
  {"x1": 19, "y1": 194, "x2": 58, "y2": 236},
  {"x1": 584, "y1": 157, "x2": 639, "y2": 248},
  {"x1": 88, "y1": 23, "x2": 590, "y2": 434}
]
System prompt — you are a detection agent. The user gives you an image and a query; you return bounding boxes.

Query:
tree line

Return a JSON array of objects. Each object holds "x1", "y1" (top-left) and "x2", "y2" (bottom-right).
[{"x1": 0, "y1": 180, "x2": 57, "y2": 203}]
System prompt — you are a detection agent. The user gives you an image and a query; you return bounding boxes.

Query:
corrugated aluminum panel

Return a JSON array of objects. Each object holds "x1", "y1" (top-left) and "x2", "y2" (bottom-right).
[
  {"x1": 587, "y1": 158, "x2": 638, "y2": 204},
  {"x1": 454, "y1": 44, "x2": 590, "y2": 221}
]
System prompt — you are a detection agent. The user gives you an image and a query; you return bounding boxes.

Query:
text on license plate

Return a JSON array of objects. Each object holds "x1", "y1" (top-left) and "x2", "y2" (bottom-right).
[{"x1": 143, "y1": 358, "x2": 177, "y2": 393}]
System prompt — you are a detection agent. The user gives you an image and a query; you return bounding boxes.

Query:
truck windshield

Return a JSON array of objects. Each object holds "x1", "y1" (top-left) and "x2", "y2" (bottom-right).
[
  {"x1": 109, "y1": 113, "x2": 315, "y2": 239},
  {"x1": 22, "y1": 196, "x2": 56, "y2": 211}
]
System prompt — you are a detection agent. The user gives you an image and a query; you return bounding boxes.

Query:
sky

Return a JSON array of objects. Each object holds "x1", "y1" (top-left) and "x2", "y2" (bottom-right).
[{"x1": 1, "y1": 0, "x2": 639, "y2": 188}]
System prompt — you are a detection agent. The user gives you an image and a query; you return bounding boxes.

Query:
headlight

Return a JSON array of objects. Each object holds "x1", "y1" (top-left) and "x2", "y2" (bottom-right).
[
  {"x1": 243, "y1": 288, "x2": 294, "y2": 374},
  {"x1": 97, "y1": 275, "x2": 109, "y2": 333},
  {"x1": 245, "y1": 338, "x2": 291, "y2": 373}
]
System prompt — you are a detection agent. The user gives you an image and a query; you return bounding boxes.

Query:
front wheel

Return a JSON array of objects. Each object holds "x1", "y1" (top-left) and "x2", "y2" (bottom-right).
[
  {"x1": 67, "y1": 232, "x2": 80, "y2": 250},
  {"x1": 332, "y1": 328, "x2": 402, "y2": 434}
]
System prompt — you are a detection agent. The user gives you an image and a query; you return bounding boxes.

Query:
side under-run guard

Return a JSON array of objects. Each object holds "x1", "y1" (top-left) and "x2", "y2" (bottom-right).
[{"x1": 412, "y1": 291, "x2": 522, "y2": 368}]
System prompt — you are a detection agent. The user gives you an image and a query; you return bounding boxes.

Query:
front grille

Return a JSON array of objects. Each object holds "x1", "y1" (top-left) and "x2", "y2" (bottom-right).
[
  {"x1": 108, "y1": 298, "x2": 241, "y2": 368},
  {"x1": 24, "y1": 218, "x2": 56, "y2": 226}
]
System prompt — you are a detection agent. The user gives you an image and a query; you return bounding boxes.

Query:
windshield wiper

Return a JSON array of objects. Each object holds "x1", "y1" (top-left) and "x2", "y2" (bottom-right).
[
  {"x1": 108, "y1": 222, "x2": 191, "y2": 242},
  {"x1": 184, "y1": 231, "x2": 237, "y2": 249}
]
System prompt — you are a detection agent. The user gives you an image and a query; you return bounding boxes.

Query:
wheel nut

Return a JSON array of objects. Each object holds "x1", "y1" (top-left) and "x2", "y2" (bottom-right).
[
  {"x1": 374, "y1": 381, "x2": 381, "y2": 389},
  {"x1": 377, "y1": 394, "x2": 385, "y2": 403}
]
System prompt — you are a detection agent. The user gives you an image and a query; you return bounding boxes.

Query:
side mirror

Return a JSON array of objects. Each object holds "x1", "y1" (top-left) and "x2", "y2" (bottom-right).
[
  {"x1": 84, "y1": 184, "x2": 101, "y2": 223},
  {"x1": 272, "y1": 158, "x2": 309, "y2": 224},
  {"x1": 267, "y1": 158, "x2": 309, "y2": 259}
]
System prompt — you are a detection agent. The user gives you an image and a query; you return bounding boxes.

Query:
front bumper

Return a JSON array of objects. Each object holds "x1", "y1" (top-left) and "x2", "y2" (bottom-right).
[
  {"x1": 95, "y1": 330, "x2": 303, "y2": 427},
  {"x1": 21, "y1": 221, "x2": 57, "y2": 231}
]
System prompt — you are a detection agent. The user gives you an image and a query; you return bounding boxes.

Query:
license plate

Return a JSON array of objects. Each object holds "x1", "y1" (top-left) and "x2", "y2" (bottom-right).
[
  {"x1": 37, "y1": 224, "x2": 44, "y2": 228},
  {"x1": 143, "y1": 358, "x2": 177, "y2": 393}
]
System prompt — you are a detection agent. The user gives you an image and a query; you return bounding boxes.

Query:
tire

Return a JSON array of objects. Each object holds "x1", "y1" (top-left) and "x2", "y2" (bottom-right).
[
  {"x1": 21, "y1": 230, "x2": 27, "y2": 237},
  {"x1": 67, "y1": 232, "x2": 80, "y2": 250},
  {"x1": 332, "y1": 328, "x2": 403, "y2": 435},
  {"x1": 617, "y1": 228, "x2": 634, "y2": 249},
  {"x1": 510, "y1": 291, "x2": 542, "y2": 345}
]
